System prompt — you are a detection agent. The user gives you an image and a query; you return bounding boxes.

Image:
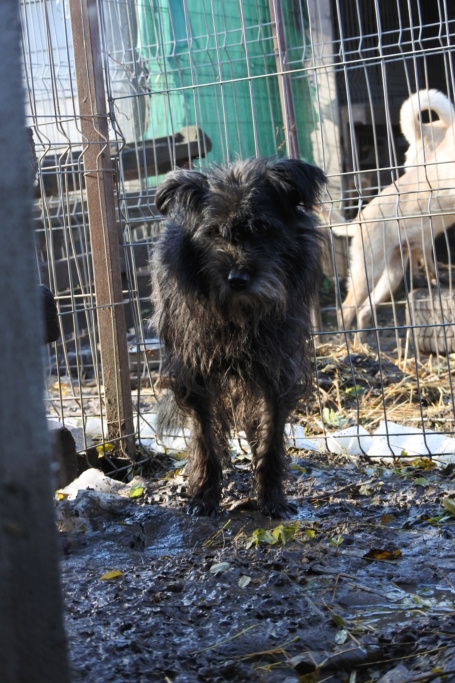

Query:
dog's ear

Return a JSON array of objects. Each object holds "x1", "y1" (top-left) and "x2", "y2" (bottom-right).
[
  {"x1": 155, "y1": 169, "x2": 209, "y2": 216},
  {"x1": 266, "y1": 159, "x2": 326, "y2": 210}
]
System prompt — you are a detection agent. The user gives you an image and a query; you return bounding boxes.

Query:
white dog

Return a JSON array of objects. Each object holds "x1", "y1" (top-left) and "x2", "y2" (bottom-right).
[{"x1": 339, "y1": 89, "x2": 455, "y2": 332}]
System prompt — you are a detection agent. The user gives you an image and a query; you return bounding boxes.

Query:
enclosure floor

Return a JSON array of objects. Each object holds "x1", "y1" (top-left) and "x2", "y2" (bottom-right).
[{"x1": 59, "y1": 448, "x2": 455, "y2": 682}]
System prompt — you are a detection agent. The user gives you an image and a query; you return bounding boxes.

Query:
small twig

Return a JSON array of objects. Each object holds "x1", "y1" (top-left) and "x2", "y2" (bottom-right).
[
  {"x1": 308, "y1": 479, "x2": 373, "y2": 503},
  {"x1": 227, "y1": 636, "x2": 299, "y2": 662},
  {"x1": 433, "y1": 565, "x2": 455, "y2": 591},
  {"x1": 321, "y1": 599, "x2": 361, "y2": 647},
  {"x1": 389, "y1": 670, "x2": 455, "y2": 683},
  {"x1": 355, "y1": 644, "x2": 449, "y2": 669},
  {"x1": 202, "y1": 519, "x2": 231, "y2": 548},
  {"x1": 233, "y1": 524, "x2": 247, "y2": 544},
  {"x1": 190, "y1": 624, "x2": 257, "y2": 655}
]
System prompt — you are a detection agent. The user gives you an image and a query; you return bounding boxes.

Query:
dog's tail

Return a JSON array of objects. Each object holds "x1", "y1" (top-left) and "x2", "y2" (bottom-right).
[{"x1": 400, "y1": 89, "x2": 455, "y2": 145}]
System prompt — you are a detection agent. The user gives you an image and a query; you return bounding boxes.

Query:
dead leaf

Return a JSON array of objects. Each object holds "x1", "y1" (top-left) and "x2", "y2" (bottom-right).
[
  {"x1": 100, "y1": 570, "x2": 124, "y2": 581},
  {"x1": 381, "y1": 513, "x2": 394, "y2": 525},
  {"x1": 238, "y1": 575, "x2": 251, "y2": 588},
  {"x1": 96, "y1": 443, "x2": 114, "y2": 459},
  {"x1": 332, "y1": 614, "x2": 344, "y2": 629},
  {"x1": 209, "y1": 562, "x2": 231, "y2": 575},
  {"x1": 363, "y1": 548, "x2": 402, "y2": 561},
  {"x1": 171, "y1": 451, "x2": 188, "y2": 461},
  {"x1": 244, "y1": 523, "x2": 300, "y2": 549},
  {"x1": 271, "y1": 522, "x2": 300, "y2": 544},
  {"x1": 244, "y1": 529, "x2": 276, "y2": 548},
  {"x1": 442, "y1": 498, "x2": 455, "y2": 516},
  {"x1": 410, "y1": 457, "x2": 437, "y2": 470},
  {"x1": 335, "y1": 629, "x2": 349, "y2": 644},
  {"x1": 129, "y1": 483, "x2": 144, "y2": 499},
  {"x1": 414, "y1": 477, "x2": 431, "y2": 487}
]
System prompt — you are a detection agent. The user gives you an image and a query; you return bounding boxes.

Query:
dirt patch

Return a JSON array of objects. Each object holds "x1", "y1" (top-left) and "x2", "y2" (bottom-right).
[{"x1": 59, "y1": 449, "x2": 455, "y2": 682}]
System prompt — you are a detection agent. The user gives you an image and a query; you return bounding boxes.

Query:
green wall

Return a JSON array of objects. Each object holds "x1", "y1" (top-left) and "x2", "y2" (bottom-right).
[{"x1": 136, "y1": 0, "x2": 315, "y2": 165}]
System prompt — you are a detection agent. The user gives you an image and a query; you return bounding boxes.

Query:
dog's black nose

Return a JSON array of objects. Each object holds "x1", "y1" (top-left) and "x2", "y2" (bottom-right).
[{"x1": 228, "y1": 270, "x2": 250, "y2": 291}]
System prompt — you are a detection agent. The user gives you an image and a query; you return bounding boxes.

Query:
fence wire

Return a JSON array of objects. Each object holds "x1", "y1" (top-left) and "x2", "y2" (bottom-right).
[{"x1": 20, "y1": 0, "x2": 455, "y2": 475}]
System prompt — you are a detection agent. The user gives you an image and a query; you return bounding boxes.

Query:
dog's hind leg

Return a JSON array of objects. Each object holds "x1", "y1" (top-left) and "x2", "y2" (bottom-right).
[
  {"x1": 185, "y1": 394, "x2": 224, "y2": 517},
  {"x1": 339, "y1": 259, "x2": 372, "y2": 330},
  {"x1": 418, "y1": 242, "x2": 437, "y2": 285},
  {"x1": 356, "y1": 246, "x2": 409, "y2": 331},
  {"x1": 251, "y1": 394, "x2": 296, "y2": 519},
  {"x1": 339, "y1": 288, "x2": 362, "y2": 330}
]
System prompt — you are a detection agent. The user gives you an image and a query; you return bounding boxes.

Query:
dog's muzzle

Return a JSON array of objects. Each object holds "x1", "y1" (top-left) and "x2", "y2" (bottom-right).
[{"x1": 228, "y1": 269, "x2": 250, "y2": 292}]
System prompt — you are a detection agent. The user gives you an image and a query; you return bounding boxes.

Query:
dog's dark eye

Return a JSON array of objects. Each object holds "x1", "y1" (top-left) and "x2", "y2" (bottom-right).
[
  {"x1": 209, "y1": 226, "x2": 222, "y2": 238},
  {"x1": 252, "y1": 220, "x2": 270, "y2": 235}
]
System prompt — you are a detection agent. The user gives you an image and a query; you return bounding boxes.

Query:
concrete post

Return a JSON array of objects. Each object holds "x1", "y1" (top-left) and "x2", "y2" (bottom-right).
[{"x1": 0, "y1": 1, "x2": 71, "y2": 681}]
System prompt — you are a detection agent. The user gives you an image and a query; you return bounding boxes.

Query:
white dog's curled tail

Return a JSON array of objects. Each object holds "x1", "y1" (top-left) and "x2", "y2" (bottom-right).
[{"x1": 400, "y1": 88, "x2": 455, "y2": 144}]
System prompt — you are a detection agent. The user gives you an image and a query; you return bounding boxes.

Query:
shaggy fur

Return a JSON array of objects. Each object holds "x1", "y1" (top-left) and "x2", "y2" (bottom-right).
[{"x1": 152, "y1": 158, "x2": 326, "y2": 517}]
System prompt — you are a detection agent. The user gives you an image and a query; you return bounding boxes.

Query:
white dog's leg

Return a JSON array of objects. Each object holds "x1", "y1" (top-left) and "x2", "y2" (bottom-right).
[{"x1": 357, "y1": 247, "x2": 409, "y2": 331}]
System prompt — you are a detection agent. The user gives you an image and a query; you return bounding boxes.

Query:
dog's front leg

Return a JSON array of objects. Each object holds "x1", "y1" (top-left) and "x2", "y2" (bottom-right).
[
  {"x1": 186, "y1": 394, "x2": 224, "y2": 517},
  {"x1": 251, "y1": 395, "x2": 296, "y2": 519}
]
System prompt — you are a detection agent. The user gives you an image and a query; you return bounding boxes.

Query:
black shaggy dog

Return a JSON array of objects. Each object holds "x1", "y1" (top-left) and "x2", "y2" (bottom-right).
[{"x1": 152, "y1": 158, "x2": 326, "y2": 517}]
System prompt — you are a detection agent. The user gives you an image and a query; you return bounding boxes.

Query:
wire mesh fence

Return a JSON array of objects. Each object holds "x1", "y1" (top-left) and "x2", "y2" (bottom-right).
[{"x1": 20, "y1": 0, "x2": 455, "y2": 477}]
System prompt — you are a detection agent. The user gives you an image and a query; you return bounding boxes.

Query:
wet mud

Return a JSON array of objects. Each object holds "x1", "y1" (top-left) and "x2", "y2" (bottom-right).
[{"x1": 58, "y1": 450, "x2": 455, "y2": 682}]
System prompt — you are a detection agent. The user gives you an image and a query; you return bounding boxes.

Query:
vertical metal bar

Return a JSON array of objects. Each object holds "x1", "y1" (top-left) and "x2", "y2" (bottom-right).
[
  {"x1": 268, "y1": 0, "x2": 300, "y2": 159},
  {"x1": 269, "y1": 0, "x2": 322, "y2": 338},
  {"x1": 68, "y1": 0, "x2": 135, "y2": 457}
]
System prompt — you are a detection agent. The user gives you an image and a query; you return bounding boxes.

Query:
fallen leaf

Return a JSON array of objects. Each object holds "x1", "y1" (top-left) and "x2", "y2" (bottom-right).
[
  {"x1": 244, "y1": 528, "x2": 276, "y2": 549},
  {"x1": 330, "y1": 535, "x2": 344, "y2": 547},
  {"x1": 271, "y1": 522, "x2": 300, "y2": 544},
  {"x1": 244, "y1": 523, "x2": 300, "y2": 549},
  {"x1": 290, "y1": 463, "x2": 307, "y2": 474},
  {"x1": 344, "y1": 385, "x2": 365, "y2": 396},
  {"x1": 171, "y1": 451, "x2": 188, "y2": 461},
  {"x1": 414, "y1": 477, "x2": 430, "y2": 487},
  {"x1": 238, "y1": 575, "x2": 251, "y2": 588},
  {"x1": 332, "y1": 614, "x2": 344, "y2": 629},
  {"x1": 129, "y1": 484, "x2": 144, "y2": 499},
  {"x1": 442, "y1": 498, "x2": 455, "y2": 516},
  {"x1": 381, "y1": 513, "x2": 394, "y2": 525},
  {"x1": 209, "y1": 562, "x2": 231, "y2": 575},
  {"x1": 334, "y1": 628, "x2": 349, "y2": 644},
  {"x1": 51, "y1": 381, "x2": 68, "y2": 396},
  {"x1": 96, "y1": 443, "x2": 114, "y2": 459},
  {"x1": 411, "y1": 457, "x2": 437, "y2": 470},
  {"x1": 100, "y1": 570, "x2": 124, "y2": 581},
  {"x1": 322, "y1": 407, "x2": 347, "y2": 427},
  {"x1": 162, "y1": 468, "x2": 184, "y2": 480},
  {"x1": 363, "y1": 548, "x2": 402, "y2": 561},
  {"x1": 411, "y1": 595, "x2": 429, "y2": 609}
]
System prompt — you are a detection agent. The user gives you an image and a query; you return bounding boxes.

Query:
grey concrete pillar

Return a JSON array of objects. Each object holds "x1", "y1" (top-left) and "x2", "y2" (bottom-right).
[{"x1": 0, "y1": 1, "x2": 71, "y2": 681}]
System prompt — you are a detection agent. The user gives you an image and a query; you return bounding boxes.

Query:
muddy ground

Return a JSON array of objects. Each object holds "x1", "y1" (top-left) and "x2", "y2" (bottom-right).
[{"x1": 57, "y1": 446, "x2": 455, "y2": 683}]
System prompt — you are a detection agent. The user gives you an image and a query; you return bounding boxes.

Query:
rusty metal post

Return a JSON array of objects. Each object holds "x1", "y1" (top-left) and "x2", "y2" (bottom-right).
[
  {"x1": 268, "y1": 0, "x2": 301, "y2": 160},
  {"x1": 269, "y1": 0, "x2": 322, "y2": 339},
  {"x1": 68, "y1": 0, "x2": 135, "y2": 456}
]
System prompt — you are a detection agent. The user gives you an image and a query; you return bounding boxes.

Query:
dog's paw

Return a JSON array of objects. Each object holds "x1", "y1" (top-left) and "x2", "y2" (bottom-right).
[
  {"x1": 260, "y1": 499, "x2": 298, "y2": 519},
  {"x1": 187, "y1": 499, "x2": 219, "y2": 517}
]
